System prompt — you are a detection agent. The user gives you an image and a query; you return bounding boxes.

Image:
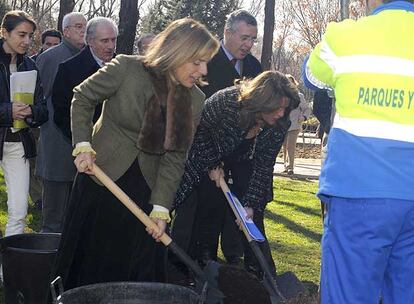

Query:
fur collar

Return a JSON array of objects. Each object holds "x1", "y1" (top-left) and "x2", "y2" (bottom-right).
[{"x1": 137, "y1": 69, "x2": 194, "y2": 155}]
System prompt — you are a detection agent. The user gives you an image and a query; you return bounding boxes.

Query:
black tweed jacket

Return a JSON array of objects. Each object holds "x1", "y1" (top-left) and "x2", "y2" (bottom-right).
[{"x1": 173, "y1": 86, "x2": 288, "y2": 211}]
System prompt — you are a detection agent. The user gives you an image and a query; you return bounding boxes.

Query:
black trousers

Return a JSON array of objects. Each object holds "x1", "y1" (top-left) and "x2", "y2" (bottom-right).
[
  {"x1": 41, "y1": 179, "x2": 72, "y2": 233},
  {"x1": 172, "y1": 160, "x2": 276, "y2": 279},
  {"x1": 220, "y1": 201, "x2": 244, "y2": 260},
  {"x1": 194, "y1": 174, "x2": 276, "y2": 276}
]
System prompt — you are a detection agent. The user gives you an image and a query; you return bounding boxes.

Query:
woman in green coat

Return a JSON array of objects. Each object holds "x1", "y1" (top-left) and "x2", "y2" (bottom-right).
[{"x1": 51, "y1": 18, "x2": 219, "y2": 289}]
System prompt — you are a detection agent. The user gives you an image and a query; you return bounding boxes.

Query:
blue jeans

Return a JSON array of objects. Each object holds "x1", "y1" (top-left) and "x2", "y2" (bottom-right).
[{"x1": 321, "y1": 197, "x2": 414, "y2": 304}]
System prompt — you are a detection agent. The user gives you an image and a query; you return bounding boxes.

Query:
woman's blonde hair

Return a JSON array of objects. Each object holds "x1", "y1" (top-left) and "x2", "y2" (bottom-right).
[
  {"x1": 238, "y1": 71, "x2": 300, "y2": 130},
  {"x1": 142, "y1": 18, "x2": 219, "y2": 85}
]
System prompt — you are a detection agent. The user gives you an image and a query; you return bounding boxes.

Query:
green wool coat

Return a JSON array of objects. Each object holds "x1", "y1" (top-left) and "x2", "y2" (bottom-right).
[{"x1": 71, "y1": 55, "x2": 205, "y2": 209}]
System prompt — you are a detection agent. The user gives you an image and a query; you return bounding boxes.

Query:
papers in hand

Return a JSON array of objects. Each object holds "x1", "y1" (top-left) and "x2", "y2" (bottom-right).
[
  {"x1": 10, "y1": 70, "x2": 37, "y2": 129},
  {"x1": 226, "y1": 191, "x2": 265, "y2": 242}
]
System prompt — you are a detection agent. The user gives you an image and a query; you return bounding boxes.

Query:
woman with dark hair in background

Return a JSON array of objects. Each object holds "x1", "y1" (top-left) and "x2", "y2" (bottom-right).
[
  {"x1": 172, "y1": 71, "x2": 300, "y2": 279},
  {"x1": 0, "y1": 10, "x2": 48, "y2": 237},
  {"x1": 51, "y1": 18, "x2": 219, "y2": 290}
]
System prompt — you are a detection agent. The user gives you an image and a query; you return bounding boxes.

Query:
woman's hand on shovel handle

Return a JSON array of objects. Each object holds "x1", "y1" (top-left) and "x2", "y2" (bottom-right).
[
  {"x1": 235, "y1": 207, "x2": 254, "y2": 230},
  {"x1": 208, "y1": 166, "x2": 224, "y2": 187},
  {"x1": 245, "y1": 207, "x2": 254, "y2": 220},
  {"x1": 74, "y1": 152, "x2": 96, "y2": 175},
  {"x1": 146, "y1": 218, "x2": 167, "y2": 242}
]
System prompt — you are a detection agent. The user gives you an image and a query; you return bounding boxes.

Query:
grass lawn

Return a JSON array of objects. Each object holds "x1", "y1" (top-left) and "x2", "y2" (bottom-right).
[
  {"x1": 0, "y1": 174, "x2": 322, "y2": 303},
  {"x1": 267, "y1": 177, "x2": 322, "y2": 294}
]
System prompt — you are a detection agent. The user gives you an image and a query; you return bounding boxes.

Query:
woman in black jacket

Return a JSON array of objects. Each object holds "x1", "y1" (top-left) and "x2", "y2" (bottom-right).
[
  {"x1": 0, "y1": 11, "x2": 48, "y2": 236},
  {"x1": 171, "y1": 71, "x2": 300, "y2": 278}
]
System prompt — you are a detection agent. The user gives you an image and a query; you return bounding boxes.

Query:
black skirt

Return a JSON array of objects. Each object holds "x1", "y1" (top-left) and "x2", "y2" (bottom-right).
[{"x1": 51, "y1": 159, "x2": 165, "y2": 291}]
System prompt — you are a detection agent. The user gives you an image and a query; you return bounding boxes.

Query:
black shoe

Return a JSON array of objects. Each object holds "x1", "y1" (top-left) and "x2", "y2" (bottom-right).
[{"x1": 287, "y1": 170, "x2": 294, "y2": 175}]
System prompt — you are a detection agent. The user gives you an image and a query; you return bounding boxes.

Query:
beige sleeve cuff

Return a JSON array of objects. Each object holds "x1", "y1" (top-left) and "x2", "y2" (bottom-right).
[
  {"x1": 72, "y1": 142, "x2": 97, "y2": 156},
  {"x1": 149, "y1": 204, "x2": 171, "y2": 223}
]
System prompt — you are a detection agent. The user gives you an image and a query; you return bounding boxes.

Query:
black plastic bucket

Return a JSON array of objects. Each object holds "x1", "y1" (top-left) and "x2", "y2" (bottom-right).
[
  {"x1": 0, "y1": 233, "x2": 61, "y2": 304},
  {"x1": 52, "y1": 281, "x2": 202, "y2": 304}
]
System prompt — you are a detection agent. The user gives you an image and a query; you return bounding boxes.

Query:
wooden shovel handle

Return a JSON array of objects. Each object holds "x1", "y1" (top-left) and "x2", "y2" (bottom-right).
[{"x1": 91, "y1": 164, "x2": 172, "y2": 246}]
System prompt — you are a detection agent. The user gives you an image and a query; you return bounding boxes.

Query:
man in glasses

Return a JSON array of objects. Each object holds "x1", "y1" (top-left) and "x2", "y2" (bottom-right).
[
  {"x1": 35, "y1": 12, "x2": 87, "y2": 233},
  {"x1": 201, "y1": 9, "x2": 262, "y2": 98}
]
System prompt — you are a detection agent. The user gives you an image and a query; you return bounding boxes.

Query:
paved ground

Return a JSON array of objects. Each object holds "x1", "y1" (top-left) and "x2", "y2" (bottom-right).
[{"x1": 274, "y1": 157, "x2": 321, "y2": 180}]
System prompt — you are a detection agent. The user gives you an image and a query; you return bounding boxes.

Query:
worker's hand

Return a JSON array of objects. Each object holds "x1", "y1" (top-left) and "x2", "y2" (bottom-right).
[
  {"x1": 74, "y1": 152, "x2": 95, "y2": 174},
  {"x1": 146, "y1": 218, "x2": 167, "y2": 242},
  {"x1": 235, "y1": 207, "x2": 254, "y2": 230},
  {"x1": 208, "y1": 166, "x2": 224, "y2": 187}
]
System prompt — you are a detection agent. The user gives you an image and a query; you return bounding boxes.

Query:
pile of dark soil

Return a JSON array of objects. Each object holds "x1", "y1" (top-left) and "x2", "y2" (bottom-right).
[
  {"x1": 218, "y1": 265, "x2": 318, "y2": 304},
  {"x1": 218, "y1": 265, "x2": 271, "y2": 304},
  {"x1": 168, "y1": 260, "x2": 319, "y2": 303}
]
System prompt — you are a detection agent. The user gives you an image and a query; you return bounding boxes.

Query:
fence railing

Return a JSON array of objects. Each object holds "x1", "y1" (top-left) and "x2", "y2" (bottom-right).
[{"x1": 299, "y1": 123, "x2": 320, "y2": 145}]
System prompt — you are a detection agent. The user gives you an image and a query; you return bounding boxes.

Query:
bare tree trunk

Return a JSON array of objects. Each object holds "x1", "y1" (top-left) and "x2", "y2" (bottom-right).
[
  {"x1": 117, "y1": 0, "x2": 139, "y2": 55},
  {"x1": 57, "y1": 0, "x2": 75, "y2": 31},
  {"x1": 260, "y1": 0, "x2": 275, "y2": 70},
  {"x1": 340, "y1": 0, "x2": 350, "y2": 20}
]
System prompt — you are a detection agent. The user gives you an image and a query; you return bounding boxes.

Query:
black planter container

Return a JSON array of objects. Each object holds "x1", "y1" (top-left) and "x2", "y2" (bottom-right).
[{"x1": 0, "y1": 233, "x2": 61, "y2": 304}]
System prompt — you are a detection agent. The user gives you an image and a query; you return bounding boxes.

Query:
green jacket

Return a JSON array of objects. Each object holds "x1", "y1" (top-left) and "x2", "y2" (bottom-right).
[{"x1": 71, "y1": 55, "x2": 205, "y2": 209}]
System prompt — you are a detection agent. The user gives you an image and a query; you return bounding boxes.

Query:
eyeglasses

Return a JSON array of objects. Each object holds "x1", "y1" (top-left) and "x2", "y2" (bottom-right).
[
  {"x1": 239, "y1": 35, "x2": 258, "y2": 44},
  {"x1": 67, "y1": 24, "x2": 86, "y2": 31},
  {"x1": 230, "y1": 30, "x2": 258, "y2": 44}
]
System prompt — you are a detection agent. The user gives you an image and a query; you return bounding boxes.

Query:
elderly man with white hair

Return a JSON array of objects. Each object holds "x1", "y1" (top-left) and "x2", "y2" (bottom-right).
[
  {"x1": 36, "y1": 12, "x2": 87, "y2": 233},
  {"x1": 52, "y1": 17, "x2": 118, "y2": 142}
]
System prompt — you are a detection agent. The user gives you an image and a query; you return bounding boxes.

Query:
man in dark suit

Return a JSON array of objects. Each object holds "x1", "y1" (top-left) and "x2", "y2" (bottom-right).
[
  {"x1": 53, "y1": 17, "x2": 118, "y2": 142},
  {"x1": 201, "y1": 9, "x2": 262, "y2": 99},
  {"x1": 199, "y1": 10, "x2": 265, "y2": 271},
  {"x1": 40, "y1": 17, "x2": 117, "y2": 233}
]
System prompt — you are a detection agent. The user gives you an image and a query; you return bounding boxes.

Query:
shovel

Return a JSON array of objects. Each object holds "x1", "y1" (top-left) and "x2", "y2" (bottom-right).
[
  {"x1": 219, "y1": 178, "x2": 305, "y2": 303},
  {"x1": 92, "y1": 164, "x2": 224, "y2": 304}
]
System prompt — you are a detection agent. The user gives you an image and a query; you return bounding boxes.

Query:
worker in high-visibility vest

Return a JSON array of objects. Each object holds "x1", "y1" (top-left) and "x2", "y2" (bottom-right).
[{"x1": 303, "y1": 0, "x2": 414, "y2": 303}]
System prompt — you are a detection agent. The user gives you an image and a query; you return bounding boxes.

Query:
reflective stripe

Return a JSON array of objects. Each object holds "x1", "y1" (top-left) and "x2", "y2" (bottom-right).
[
  {"x1": 332, "y1": 113, "x2": 414, "y2": 143},
  {"x1": 318, "y1": 128, "x2": 414, "y2": 201},
  {"x1": 319, "y1": 41, "x2": 337, "y2": 73},
  {"x1": 304, "y1": 41, "x2": 338, "y2": 90},
  {"x1": 336, "y1": 55, "x2": 414, "y2": 77},
  {"x1": 304, "y1": 64, "x2": 330, "y2": 90}
]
